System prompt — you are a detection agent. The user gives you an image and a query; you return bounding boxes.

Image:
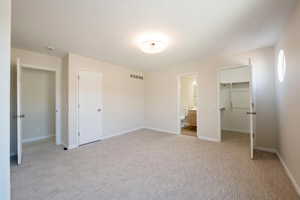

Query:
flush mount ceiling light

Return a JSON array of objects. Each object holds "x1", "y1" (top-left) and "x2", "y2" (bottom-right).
[
  {"x1": 192, "y1": 80, "x2": 198, "y2": 86},
  {"x1": 136, "y1": 32, "x2": 169, "y2": 54},
  {"x1": 278, "y1": 49, "x2": 286, "y2": 82},
  {"x1": 46, "y1": 45, "x2": 55, "y2": 51}
]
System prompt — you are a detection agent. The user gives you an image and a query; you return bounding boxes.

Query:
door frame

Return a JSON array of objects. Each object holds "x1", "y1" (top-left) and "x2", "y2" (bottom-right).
[
  {"x1": 16, "y1": 58, "x2": 61, "y2": 145},
  {"x1": 216, "y1": 63, "x2": 256, "y2": 156},
  {"x1": 177, "y1": 72, "x2": 200, "y2": 137},
  {"x1": 76, "y1": 71, "x2": 103, "y2": 147}
]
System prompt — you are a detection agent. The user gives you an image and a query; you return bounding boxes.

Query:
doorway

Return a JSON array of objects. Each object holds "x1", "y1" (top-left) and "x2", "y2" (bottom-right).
[
  {"x1": 178, "y1": 73, "x2": 199, "y2": 137},
  {"x1": 15, "y1": 61, "x2": 60, "y2": 165},
  {"x1": 21, "y1": 68, "x2": 56, "y2": 144},
  {"x1": 14, "y1": 60, "x2": 60, "y2": 165},
  {"x1": 217, "y1": 65, "x2": 256, "y2": 159}
]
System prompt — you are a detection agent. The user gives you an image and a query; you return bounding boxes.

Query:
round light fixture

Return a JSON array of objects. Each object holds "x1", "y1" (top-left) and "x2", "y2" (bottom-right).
[
  {"x1": 136, "y1": 32, "x2": 169, "y2": 54},
  {"x1": 278, "y1": 49, "x2": 286, "y2": 82},
  {"x1": 192, "y1": 80, "x2": 198, "y2": 86},
  {"x1": 46, "y1": 45, "x2": 55, "y2": 51}
]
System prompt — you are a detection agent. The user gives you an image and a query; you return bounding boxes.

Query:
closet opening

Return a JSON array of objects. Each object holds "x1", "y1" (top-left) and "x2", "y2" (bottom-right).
[
  {"x1": 177, "y1": 73, "x2": 199, "y2": 137},
  {"x1": 220, "y1": 82, "x2": 250, "y2": 135},
  {"x1": 12, "y1": 60, "x2": 60, "y2": 165},
  {"x1": 218, "y1": 65, "x2": 256, "y2": 159}
]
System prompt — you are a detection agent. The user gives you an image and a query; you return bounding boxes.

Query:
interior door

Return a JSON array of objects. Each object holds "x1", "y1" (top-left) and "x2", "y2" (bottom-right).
[
  {"x1": 78, "y1": 71, "x2": 103, "y2": 145},
  {"x1": 248, "y1": 66, "x2": 256, "y2": 159},
  {"x1": 16, "y1": 59, "x2": 23, "y2": 165}
]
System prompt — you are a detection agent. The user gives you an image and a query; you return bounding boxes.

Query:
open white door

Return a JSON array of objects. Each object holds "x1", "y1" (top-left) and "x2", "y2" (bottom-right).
[
  {"x1": 16, "y1": 58, "x2": 23, "y2": 165},
  {"x1": 247, "y1": 62, "x2": 256, "y2": 159}
]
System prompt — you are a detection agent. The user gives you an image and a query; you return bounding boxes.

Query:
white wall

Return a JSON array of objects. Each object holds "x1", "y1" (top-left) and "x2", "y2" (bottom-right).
[
  {"x1": 61, "y1": 56, "x2": 69, "y2": 147},
  {"x1": 145, "y1": 47, "x2": 277, "y2": 147},
  {"x1": 220, "y1": 67, "x2": 251, "y2": 84},
  {"x1": 0, "y1": 0, "x2": 11, "y2": 199},
  {"x1": 21, "y1": 68, "x2": 55, "y2": 142},
  {"x1": 145, "y1": 71, "x2": 179, "y2": 133},
  {"x1": 66, "y1": 53, "x2": 144, "y2": 148},
  {"x1": 11, "y1": 48, "x2": 65, "y2": 155},
  {"x1": 275, "y1": 1, "x2": 300, "y2": 194}
]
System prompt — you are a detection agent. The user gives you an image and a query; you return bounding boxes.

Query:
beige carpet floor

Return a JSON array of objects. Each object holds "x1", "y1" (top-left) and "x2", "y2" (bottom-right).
[{"x1": 11, "y1": 129, "x2": 299, "y2": 200}]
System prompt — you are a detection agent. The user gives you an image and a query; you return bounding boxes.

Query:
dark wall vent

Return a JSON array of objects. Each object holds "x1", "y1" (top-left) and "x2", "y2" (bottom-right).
[{"x1": 130, "y1": 74, "x2": 143, "y2": 80}]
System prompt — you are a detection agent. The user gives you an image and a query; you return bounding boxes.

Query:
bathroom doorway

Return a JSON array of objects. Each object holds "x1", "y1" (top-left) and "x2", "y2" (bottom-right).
[{"x1": 177, "y1": 73, "x2": 199, "y2": 137}]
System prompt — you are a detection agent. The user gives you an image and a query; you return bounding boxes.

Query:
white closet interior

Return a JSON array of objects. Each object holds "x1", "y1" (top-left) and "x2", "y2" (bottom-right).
[{"x1": 219, "y1": 66, "x2": 251, "y2": 134}]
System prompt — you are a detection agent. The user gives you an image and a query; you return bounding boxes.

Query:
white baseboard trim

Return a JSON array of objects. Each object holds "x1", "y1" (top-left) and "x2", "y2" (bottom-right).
[
  {"x1": 22, "y1": 135, "x2": 53, "y2": 144},
  {"x1": 101, "y1": 127, "x2": 144, "y2": 140},
  {"x1": 276, "y1": 151, "x2": 300, "y2": 196},
  {"x1": 254, "y1": 147, "x2": 277, "y2": 154},
  {"x1": 222, "y1": 128, "x2": 249, "y2": 134},
  {"x1": 144, "y1": 127, "x2": 178, "y2": 135},
  {"x1": 198, "y1": 136, "x2": 221, "y2": 142},
  {"x1": 67, "y1": 144, "x2": 78, "y2": 150},
  {"x1": 253, "y1": 145, "x2": 300, "y2": 196},
  {"x1": 65, "y1": 127, "x2": 144, "y2": 150}
]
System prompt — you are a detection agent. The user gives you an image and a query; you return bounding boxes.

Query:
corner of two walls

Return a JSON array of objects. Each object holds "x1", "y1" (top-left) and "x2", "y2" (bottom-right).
[
  {"x1": 144, "y1": 71, "x2": 179, "y2": 134},
  {"x1": 61, "y1": 54, "x2": 69, "y2": 147}
]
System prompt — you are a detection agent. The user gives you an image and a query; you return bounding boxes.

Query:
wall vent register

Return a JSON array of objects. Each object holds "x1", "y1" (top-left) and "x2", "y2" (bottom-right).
[{"x1": 130, "y1": 74, "x2": 143, "y2": 80}]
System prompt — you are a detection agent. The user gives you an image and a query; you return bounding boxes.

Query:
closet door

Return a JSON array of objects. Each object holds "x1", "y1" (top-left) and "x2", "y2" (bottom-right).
[
  {"x1": 248, "y1": 81, "x2": 256, "y2": 160},
  {"x1": 78, "y1": 71, "x2": 103, "y2": 145}
]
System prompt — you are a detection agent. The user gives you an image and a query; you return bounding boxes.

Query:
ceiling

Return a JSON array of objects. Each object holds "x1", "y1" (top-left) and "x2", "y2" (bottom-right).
[{"x1": 12, "y1": 0, "x2": 297, "y2": 70}]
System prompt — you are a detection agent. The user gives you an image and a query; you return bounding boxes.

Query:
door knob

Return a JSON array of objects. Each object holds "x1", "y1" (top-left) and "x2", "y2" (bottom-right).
[
  {"x1": 15, "y1": 114, "x2": 25, "y2": 118},
  {"x1": 97, "y1": 109, "x2": 102, "y2": 112},
  {"x1": 246, "y1": 112, "x2": 256, "y2": 115}
]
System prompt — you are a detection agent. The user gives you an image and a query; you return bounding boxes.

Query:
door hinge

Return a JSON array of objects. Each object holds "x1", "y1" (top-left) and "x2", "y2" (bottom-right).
[
  {"x1": 78, "y1": 132, "x2": 80, "y2": 136},
  {"x1": 78, "y1": 104, "x2": 80, "y2": 109},
  {"x1": 78, "y1": 75, "x2": 80, "y2": 80}
]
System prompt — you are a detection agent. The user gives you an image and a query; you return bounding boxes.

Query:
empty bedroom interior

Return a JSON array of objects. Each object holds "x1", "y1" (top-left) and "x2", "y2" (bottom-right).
[{"x1": 1, "y1": 0, "x2": 300, "y2": 199}]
